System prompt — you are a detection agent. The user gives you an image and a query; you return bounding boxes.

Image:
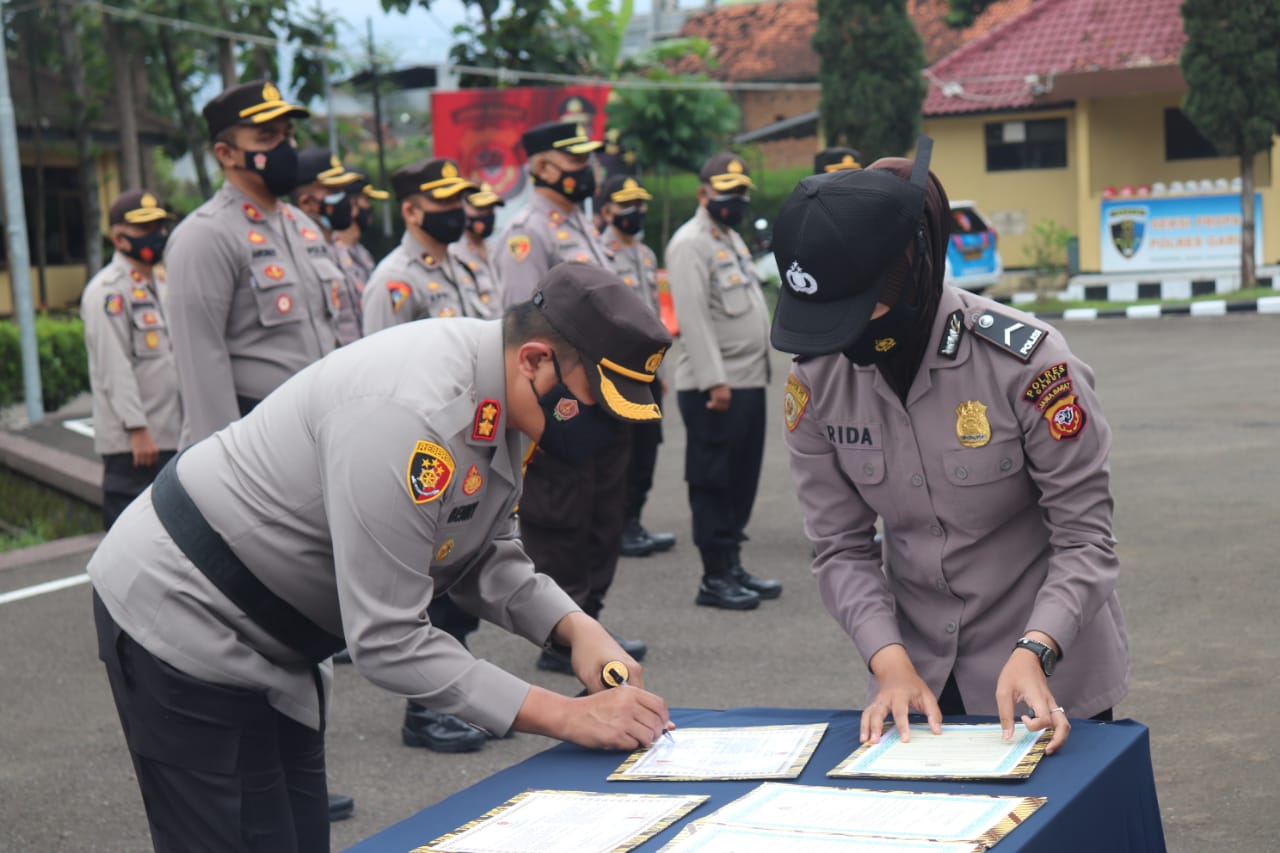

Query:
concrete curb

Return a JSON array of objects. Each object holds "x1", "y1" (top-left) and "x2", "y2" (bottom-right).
[
  {"x1": 991, "y1": 295, "x2": 1280, "y2": 321},
  {"x1": 0, "y1": 430, "x2": 103, "y2": 506},
  {"x1": 0, "y1": 532, "x2": 103, "y2": 574}
]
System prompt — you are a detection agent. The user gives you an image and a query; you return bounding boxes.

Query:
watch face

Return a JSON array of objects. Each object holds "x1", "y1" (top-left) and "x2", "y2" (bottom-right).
[{"x1": 1042, "y1": 649, "x2": 1057, "y2": 676}]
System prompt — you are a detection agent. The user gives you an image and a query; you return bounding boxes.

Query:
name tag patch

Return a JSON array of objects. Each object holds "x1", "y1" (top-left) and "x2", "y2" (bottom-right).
[{"x1": 825, "y1": 423, "x2": 881, "y2": 448}]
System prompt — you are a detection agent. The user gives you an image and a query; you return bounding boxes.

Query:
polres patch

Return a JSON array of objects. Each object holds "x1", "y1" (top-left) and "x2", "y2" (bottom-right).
[
  {"x1": 783, "y1": 373, "x2": 810, "y2": 432},
  {"x1": 1044, "y1": 395, "x2": 1088, "y2": 440},
  {"x1": 507, "y1": 235, "x2": 532, "y2": 263},
  {"x1": 407, "y1": 440, "x2": 455, "y2": 504}
]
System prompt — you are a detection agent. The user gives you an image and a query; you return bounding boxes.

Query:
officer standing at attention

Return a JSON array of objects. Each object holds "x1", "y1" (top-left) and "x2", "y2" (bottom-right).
[
  {"x1": 597, "y1": 174, "x2": 677, "y2": 558},
  {"x1": 163, "y1": 80, "x2": 344, "y2": 445},
  {"x1": 87, "y1": 263, "x2": 675, "y2": 853},
  {"x1": 332, "y1": 171, "x2": 386, "y2": 297},
  {"x1": 771, "y1": 140, "x2": 1129, "y2": 755},
  {"x1": 493, "y1": 121, "x2": 647, "y2": 673},
  {"x1": 361, "y1": 158, "x2": 489, "y2": 331},
  {"x1": 80, "y1": 189, "x2": 181, "y2": 529},
  {"x1": 814, "y1": 146, "x2": 863, "y2": 174},
  {"x1": 290, "y1": 148, "x2": 365, "y2": 345},
  {"x1": 450, "y1": 182, "x2": 504, "y2": 319},
  {"x1": 665, "y1": 153, "x2": 783, "y2": 610}
]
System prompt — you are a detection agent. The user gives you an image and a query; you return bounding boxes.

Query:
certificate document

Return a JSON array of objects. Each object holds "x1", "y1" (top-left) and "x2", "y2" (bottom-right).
[
  {"x1": 413, "y1": 789, "x2": 707, "y2": 853},
  {"x1": 659, "y1": 822, "x2": 984, "y2": 853},
  {"x1": 669, "y1": 782, "x2": 1044, "y2": 848},
  {"x1": 608, "y1": 724, "x2": 827, "y2": 781},
  {"x1": 829, "y1": 723, "x2": 1051, "y2": 780}
]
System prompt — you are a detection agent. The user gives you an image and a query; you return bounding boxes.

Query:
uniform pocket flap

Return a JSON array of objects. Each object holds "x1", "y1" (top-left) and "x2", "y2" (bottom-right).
[
  {"x1": 942, "y1": 437, "x2": 1025, "y2": 486},
  {"x1": 251, "y1": 260, "x2": 298, "y2": 290}
]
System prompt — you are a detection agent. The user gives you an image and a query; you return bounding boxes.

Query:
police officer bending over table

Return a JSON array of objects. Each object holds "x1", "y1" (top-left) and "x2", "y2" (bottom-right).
[
  {"x1": 771, "y1": 139, "x2": 1129, "y2": 755},
  {"x1": 87, "y1": 263, "x2": 675, "y2": 853}
]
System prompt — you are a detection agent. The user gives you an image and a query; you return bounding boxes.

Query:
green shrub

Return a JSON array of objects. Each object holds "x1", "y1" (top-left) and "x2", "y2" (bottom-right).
[{"x1": 0, "y1": 314, "x2": 89, "y2": 411}]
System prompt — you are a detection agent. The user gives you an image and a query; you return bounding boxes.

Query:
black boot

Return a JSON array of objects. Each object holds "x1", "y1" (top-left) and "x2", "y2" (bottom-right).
[
  {"x1": 638, "y1": 521, "x2": 676, "y2": 553},
  {"x1": 730, "y1": 545, "x2": 782, "y2": 600},
  {"x1": 696, "y1": 548, "x2": 760, "y2": 610},
  {"x1": 620, "y1": 517, "x2": 656, "y2": 557},
  {"x1": 328, "y1": 793, "x2": 354, "y2": 822},
  {"x1": 609, "y1": 630, "x2": 647, "y2": 662},
  {"x1": 402, "y1": 702, "x2": 486, "y2": 753}
]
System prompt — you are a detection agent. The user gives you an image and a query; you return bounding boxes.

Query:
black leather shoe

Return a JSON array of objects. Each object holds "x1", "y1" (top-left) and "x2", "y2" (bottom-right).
[
  {"x1": 620, "y1": 519, "x2": 656, "y2": 557},
  {"x1": 644, "y1": 528, "x2": 677, "y2": 553},
  {"x1": 333, "y1": 647, "x2": 352, "y2": 664},
  {"x1": 328, "y1": 793, "x2": 354, "y2": 822},
  {"x1": 609, "y1": 632, "x2": 647, "y2": 662},
  {"x1": 696, "y1": 576, "x2": 761, "y2": 610},
  {"x1": 402, "y1": 704, "x2": 486, "y2": 753},
  {"x1": 536, "y1": 642, "x2": 575, "y2": 674},
  {"x1": 733, "y1": 566, "x2": 783, "y2": 600}
]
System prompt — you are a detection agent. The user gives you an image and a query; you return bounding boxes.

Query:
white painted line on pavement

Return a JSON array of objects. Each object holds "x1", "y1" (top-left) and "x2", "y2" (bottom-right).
[
  {"x1": 1190, "y1": 299, "x2": 1227, "y2": 316},
  {"x1": 1062, "y1": 308, "x2": 1098, "y2": 321},
  {"x1": 0, "y1": 573, "x2": 91, "y2": 606},
  {"x1": 63, "y1": 418, "x2": 96, "y2": 439}
]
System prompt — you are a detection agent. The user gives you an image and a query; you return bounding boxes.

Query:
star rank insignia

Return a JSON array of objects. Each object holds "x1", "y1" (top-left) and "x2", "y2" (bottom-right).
[
  {"x1": 472, "y1": 399, "x2": 500, "y2": 442},
  {"x1": 407, "y1": 440, "x2": 455, "y2": 504},
  {"x1": 242, "y1": 202, "x2": 264, "y2": 222}
]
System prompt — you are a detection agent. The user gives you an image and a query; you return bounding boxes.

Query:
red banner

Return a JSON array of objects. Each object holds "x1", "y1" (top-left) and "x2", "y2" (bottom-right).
[{"x1": 431, "y1": 85, "x2": 612, "y2": 200}]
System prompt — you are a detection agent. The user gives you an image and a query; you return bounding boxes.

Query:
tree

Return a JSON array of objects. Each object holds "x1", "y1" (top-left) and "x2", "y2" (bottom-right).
[
  {"x1": 812, "y1": 0, "x2": 926, "y2": 163},
  {"x1": 1181, "y1": 0, "x2": 1280, "y2": 288},
  {"x1": 57, "y1": 0, "x2": 103, "y2": 276},
  {"x1": 944, "y1": 0, "x2": 999, "y2": 28},
  {"x1": 607, "y1": 40, "x2": 741, "y2": 249}
]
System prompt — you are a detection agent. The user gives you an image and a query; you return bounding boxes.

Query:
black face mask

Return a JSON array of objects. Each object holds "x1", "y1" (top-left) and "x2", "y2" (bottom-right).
[
  {"x1": 611, "y1": 207, "x2": 645, "y2": 236},
  {"x1": 843, "y1": 302, "x2": 921, "y2": 366},
  {"x1": 467, "y1": 213, "x2": 496, "y2": 239},
  {"x1": 321, "y1": 193, "x2": 353, "y2": 231},
  {"x1": 354, "y1": 206, "x2": 374, "y2": 231},
  {"x1": 532, "y1": 354, "x2": 620, "y2": 464},
  {"x1": 708, "y1": 195, "x2": 748, "y2": 228},
  {"x1": 419, "y1": 207, "x2": 467, "y2": 245},
  {"x1": 536, "y1": 164, "x2": 596, "y2": 204},
  {"x1": 240, "y1": 139, "x2": 299, "y2": 197},
  {"x1": 121, "y1": 229, "x2": 169, "y2": 265}
]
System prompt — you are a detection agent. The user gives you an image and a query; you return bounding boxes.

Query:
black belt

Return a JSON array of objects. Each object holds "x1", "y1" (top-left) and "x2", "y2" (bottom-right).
[{"x1": 151, "y1": 456, "x2": 345, "y2": 664}]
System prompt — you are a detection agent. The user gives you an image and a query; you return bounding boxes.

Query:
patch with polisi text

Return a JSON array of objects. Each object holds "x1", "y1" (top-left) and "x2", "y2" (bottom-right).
[
  {"x1": 406, "y1": 440, "x2": 454, "y2": 504},
  {"x1": 1024, "y1": 363, "x2": 1070, "y2": 403},
  {"x1": 783, "y1": 373, "x2": 809, "y2": 432},
  {"x1": 971, "y1": 311, "x2": 1048, "y2": 362}
]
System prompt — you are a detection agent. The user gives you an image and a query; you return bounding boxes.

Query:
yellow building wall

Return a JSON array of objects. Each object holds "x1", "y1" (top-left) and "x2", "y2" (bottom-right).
[{"x1": 923, "y1": 109, "x2": 1078, "y2": 273}]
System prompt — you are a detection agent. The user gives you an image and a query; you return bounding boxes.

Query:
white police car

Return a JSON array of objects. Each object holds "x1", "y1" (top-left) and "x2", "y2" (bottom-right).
[{"x1": 945, "y1": 201, "x2": 1003, "y2": 292}]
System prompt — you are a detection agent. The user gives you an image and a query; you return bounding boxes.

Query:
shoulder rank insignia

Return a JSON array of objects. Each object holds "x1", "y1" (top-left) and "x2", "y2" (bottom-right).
[
  {"x1": 387, "y1": 281, "x2": 410, "y2": 312},
  {"x1": 462, "y1": 464, "x2": 483, "y2": 496},
  {"x1": 508, "y1": 235, "x2": 531, "y2": 263},
  {"x1": 407, "y1": 440, "x2": 455, "y2": 504},
  {"x1": 472, "y1": 399, "x2": 501, "y2": 442},
  {"x1": 104, "y1": 293, "x2": 124, "y2": 316},
  {"x1": 783, "y1": 373, "x2": 810, "y2": 432},
  {"x1": 938, "y1": 310, "x2": 964, "y2": 359},
  {"x1": 242, "y1": 202, "x2": 264, "y2": 222},
  {"x1": 955, "y1": 400, "x2": 991, "y2": 448},
  {"x1": 971, "y1": 311, "x2": 1047, "y2": 362}
]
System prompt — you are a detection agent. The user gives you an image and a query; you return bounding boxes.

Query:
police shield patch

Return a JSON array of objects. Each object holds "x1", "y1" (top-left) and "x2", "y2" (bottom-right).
[
  {"x1": 508, "y1": 235, "x2": 532, "y2": 262},
  {"x1": 783, "y1": 373, "x2": 810, "y2": 432},
  {"x1": 407, "y1": 440, "x2": 455, "y2": 504}
]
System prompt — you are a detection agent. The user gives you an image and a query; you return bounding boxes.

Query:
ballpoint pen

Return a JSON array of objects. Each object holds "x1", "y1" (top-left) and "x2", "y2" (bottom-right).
[{"x1": 602, "y1": 660, "x2": 676, "y2": 745}]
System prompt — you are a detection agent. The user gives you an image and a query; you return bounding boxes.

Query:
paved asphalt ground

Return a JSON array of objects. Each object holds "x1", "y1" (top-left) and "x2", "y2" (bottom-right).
[{"x1": 1, "y1": 314, "x2": 1277, "y2": 852}]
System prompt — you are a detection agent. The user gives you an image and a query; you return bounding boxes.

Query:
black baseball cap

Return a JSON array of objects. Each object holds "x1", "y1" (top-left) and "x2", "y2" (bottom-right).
[
  {"x1": 522, "y1": 121, "x2": 602, "y2": 157},
  {"x1": 203, "y1": 79, "x2": 309, "y2": 140},
  {"x1": 699, "y1": 152, "x2": 755, "y2": 193},
  {"x1": 108, "y1": 189, "x2": 173, "y2": 226},
  {"x1": 814, "y1": 147, "x2": 862, "y2": 174},
  {"x1": 532, "y1": 263, "x2": 673, "y2": 423},
  {"x1": 770, "y1": 137, "x2": 935, "y2": 356},
  {"x1": 599, "y1": 174, "x2": 652, "y2": 205},
  {"x1": 391, "y1": 158, "x2": 479, "y2": 202}
]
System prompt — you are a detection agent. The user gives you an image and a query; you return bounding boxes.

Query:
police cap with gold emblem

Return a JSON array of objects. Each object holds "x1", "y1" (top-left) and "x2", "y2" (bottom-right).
[
  {"x1": 465, "y1": 182, "x2": 506, "y2": 209},
  {"x1": 202, "y1": 79, "x2": 309, "y2": 141},
  {"x1": 109, "y1": 189, "x2": 174, "y2": 226},
  {"x1": 344, "y1": 172, "x2": 390, "y2": 200},
  {"x1": 770, "y1": 137, "x2": 934, "y2": 356},
  {"x1": 600, "y1": 174, "x2": 653, "y2": 206},
  {"x1": 699, "y1": 152, "x2": 755, "y2": 193},
  {"x1": 532, "y1": 263, "x2": 673, "y2": 423},
  {"x1": 814, "y1": 147, "x2": 862, "y2": 174},
  {"x1": 295, "y1": 148, "x2": 362, "y2": 189},
  {"x1": 391, "y1": 158, "x2": 479, "y2": 202},
  {"x1": 521, "y1": 121, "x2": 603, "y2": 157}
]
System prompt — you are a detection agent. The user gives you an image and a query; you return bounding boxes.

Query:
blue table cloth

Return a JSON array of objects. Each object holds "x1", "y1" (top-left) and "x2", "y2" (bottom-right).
[{"x1": 348, "y1": 707, "x2": 1166, "y2": 853}]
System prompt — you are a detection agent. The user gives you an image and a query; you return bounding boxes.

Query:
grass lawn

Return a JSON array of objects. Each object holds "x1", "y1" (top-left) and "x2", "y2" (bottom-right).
[{"x1": 0, "y1": 467, "x2": 99, "y2": 553}]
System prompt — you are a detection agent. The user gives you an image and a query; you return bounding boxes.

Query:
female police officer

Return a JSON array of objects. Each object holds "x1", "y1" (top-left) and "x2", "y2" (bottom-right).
[{"x1": 769, "y1": 140, "x2": 1128, "y2": 755}]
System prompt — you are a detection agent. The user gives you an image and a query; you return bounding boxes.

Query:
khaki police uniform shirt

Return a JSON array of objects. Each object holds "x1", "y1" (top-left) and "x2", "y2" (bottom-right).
[
  {"x1": 328, "y1": 236, "x2": 369, "y2": 346},
  {"x1": 80, "y1": 252, "x2": 182, "y2": 455},
  {"x1": 602, "y1": 225, "x2": 660, "y2": 317},
  {"x1": 87, "y1": 319, "x2": 579, "y2": 733},
  {"x1": 164, "y1": 183, "x2": 340, "y2": 446},
  {"x1": 665, "y1": 207, "x2": 771, "y2": 391},
  {"x1": 782, "y1": 287, "x2": 1129, "y2": 719},
  {"x1": 362, "y1": 232, "x2": 488, "y2": 333},
  {"x1": 449, "y1": 237, "x2": 500, "y2": 320},
  {"x1": 492, "y1": 192, "x2": 612, "y2": 307}
]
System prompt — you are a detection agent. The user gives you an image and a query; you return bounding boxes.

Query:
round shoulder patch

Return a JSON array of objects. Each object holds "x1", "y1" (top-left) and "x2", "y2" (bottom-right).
[
  {"x1": 783, "y1": 372, "x2": 810, "y2": 432},
  {"x1": 407, "y1": 440, "x2": 455, "y2": 504}
]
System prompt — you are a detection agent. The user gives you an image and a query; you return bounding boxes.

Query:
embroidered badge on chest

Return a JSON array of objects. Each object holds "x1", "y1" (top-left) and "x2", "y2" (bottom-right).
[
  {"x1": 783, "y1": 373, "x2": 810, "y2": 432},
  {"x1": 462, "y1": 464, "x2": 483, "y2": 496},
  {"x1": 508, "y1": 236, "x2": 532, "y2": 262},
  {"x1": 104, "y1": 294, "x2": 124, "y2": 315},
  {"x1": 387, "y1": 281, "x2": 410, "y2": 312},
  {"x1": 407, "y1": 440, "x2": 455, "y2": 504},
  {"x1": 435, "y1": 539, "x2": 455, "y2": 561},
  {"x1": 955, "y1": 400, "x2": 991, "y2": 448}
]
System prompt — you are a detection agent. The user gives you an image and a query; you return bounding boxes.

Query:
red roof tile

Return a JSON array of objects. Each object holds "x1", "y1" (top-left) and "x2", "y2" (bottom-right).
[
  {"x1": 674, "y1": 0, "x2": 1034, "y2": 82},
  {"x1": 924, "y1": 0, "x2": 1186, "y2": 116}
]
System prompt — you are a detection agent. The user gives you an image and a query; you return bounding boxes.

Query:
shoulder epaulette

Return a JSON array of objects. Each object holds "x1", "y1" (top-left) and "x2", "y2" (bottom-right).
[{"x1": 970, "y1": 308, "x2": 1049, "y2": 362}]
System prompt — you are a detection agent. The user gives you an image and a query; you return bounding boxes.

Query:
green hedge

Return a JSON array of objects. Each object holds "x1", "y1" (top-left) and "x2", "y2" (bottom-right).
[{"x1": 0, "y1": 315, "x2": 90, "y2": 412}]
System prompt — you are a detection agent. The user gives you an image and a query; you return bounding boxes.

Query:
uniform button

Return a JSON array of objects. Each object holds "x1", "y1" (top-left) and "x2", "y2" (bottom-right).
[
  {"x1": 1000, "y1": 457, "x2": 1013, "y2": 471},
  {"x1": 910, "y1": 474, "x2": 923, "y2": 487},
  {"x1": 934, "y1": 578, "x2": 947, "y2": 591},
  {"x1": 863, "y1": 463, "x2": 875, "y2": 476},
  {"x1": 902, "y1": 417, "x2": 910, "y2": 426},
  {"x1": 955, "y1": 467, "x2": 968, "y2": 480},
  {"x1": 930, "y1": 524, "x2": 943, "y2": 537},
  {"x1": 945, "y1": 621, "x2": 957, "y2": 634}
]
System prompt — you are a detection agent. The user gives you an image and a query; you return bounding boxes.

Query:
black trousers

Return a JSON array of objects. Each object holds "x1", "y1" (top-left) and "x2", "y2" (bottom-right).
[
  {"x1": 624, "y1": 388, "x2": 664, "y2": 521},
  {"x1": 94, "y1": 593, "x2": 329, "y2": 853},
  {"x1": 427, "y1": 596, "x2": 479, "y2": 646},
  {"x1": 101, "y1": 450, "x2": 176, "y2": 530},
  {"x1": 520, "y1": 425, "x2": 632, "y2": 619},
  {"x1": 677, "y1": 387, "x2": 766, "y2": 551}
]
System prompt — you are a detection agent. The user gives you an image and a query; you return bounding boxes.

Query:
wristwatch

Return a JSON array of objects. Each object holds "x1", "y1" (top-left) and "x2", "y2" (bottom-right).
[{"x1": 1014, "y1": 637, "x2": 1058, "y2": 677}]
